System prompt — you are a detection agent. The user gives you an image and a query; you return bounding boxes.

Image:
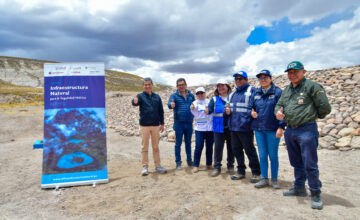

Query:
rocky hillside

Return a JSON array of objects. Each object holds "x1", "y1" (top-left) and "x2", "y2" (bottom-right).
[{"x1": 107, "y1": 65, "x2": 360, "y2": 151}]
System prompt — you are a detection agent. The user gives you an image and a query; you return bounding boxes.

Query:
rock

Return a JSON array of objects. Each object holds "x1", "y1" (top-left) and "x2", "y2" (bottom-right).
[
  {"x1": 338, "y1": 128, "x2": 355, "y2": 137},
  {"x1": 352, "y1": 111, "x2": 360, "y2": 123},
  {"x1": 329, "y1": 129, "x2": 338, "y2": 137},
  {"x1": 351, "y1": 136, "x2": 360, "y2": 149},
  {"x1": 348, "y1": 122, "x2": 359, "y2": 129},
  {"x1": 352, "y1": 128, "x2": 360, "y2": 136},
  {"x1": 335, "y1": 136, "x2": 352, "y2": 148},
  {"x1": 167, "y1": 131, "x2": 175, "y2": 142},
  {"x1": 322, "y1": 124, "x2": 336, "y2": 135}
]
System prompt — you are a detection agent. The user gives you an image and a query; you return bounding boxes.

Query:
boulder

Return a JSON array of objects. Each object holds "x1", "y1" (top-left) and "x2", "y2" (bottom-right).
[
  {"x1": 350, "y1": 136, "x2": 360, "y2": 149},
  {"x1": 338, "y1": 128, "x2": 355, "y2": 137},
  {"x1": 335, "y1": 136, "x2": 352, "y2": 148}
]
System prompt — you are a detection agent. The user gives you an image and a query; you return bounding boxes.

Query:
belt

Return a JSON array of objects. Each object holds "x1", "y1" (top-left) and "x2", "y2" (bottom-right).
[{"x1": 288, "y1": 122, "x2": 315, "y2": 129}]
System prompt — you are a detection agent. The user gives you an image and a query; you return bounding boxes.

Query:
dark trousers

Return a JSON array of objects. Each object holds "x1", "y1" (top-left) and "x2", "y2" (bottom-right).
[
  {"x1": 231, "y1": 131, "x2": 261, "y2": 175},
  {"x1": 214, "y1": 128, "x2": 234, "y2": 170},
  {"x1": 193, "y1": 131, "x2": 214, "y2": 167},
  {"x1": 284, "y1": 122, "x2": 321, "y2": 193}
]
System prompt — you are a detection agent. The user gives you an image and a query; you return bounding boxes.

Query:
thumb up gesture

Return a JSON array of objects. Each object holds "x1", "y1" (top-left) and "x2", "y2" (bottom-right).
[
  {"x1": 190, "y1": 103, "x2": 195, "y2": 110},
  {"x1": 226, "y1": 103, "x2": 231, "y2": 115},
  {"x1": 251, "y1": 108, "x2": 258, "y2": 119},
  {"x1": 276, "y1": 107, "x2": 285, "y2": 120},
  {"x1": 134, "y1": 95, "x2": 139, "y2": 104},
  {"x1": 171, "y1": 99, "x2": 175, "y2": 109}
]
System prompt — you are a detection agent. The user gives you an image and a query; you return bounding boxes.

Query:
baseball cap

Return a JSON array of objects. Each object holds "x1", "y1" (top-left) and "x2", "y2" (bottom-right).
[
  {"x1": 285, "y1": 61, "x2": 304, "y2": 72},
  {"x1": 195, "y1": 87, "x2": 205, "y2": 93},
  {"x1": 233, "y1": 71, "x2": 248, "y2": 79},
  {"x1": 216, "y1": 79, "x2": 229, "y2": 86},
  {"x1": 256, "y1": 69, "x2": 271, "y2": 78}
]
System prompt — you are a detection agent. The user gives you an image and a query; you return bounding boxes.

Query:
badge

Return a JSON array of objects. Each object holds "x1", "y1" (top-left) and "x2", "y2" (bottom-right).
[{"x1": 298, "y1": 96, "x2": 304, "y2": 104}]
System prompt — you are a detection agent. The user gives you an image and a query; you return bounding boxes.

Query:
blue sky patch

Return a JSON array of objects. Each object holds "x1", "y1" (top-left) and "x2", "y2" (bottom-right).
[{"x1": 247, "y1": 9, "x2": 354, "y2": 45}]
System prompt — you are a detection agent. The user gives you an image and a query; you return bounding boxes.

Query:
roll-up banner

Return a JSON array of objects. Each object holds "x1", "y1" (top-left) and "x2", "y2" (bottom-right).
[{"x1": 41, "y1": 63, "x2": 108, "y2": 188}]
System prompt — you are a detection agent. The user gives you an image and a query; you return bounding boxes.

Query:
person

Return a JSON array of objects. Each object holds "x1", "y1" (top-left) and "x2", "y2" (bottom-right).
[
  {"x1": 190, "y1": 87, "x2": 214, "y2": 173},
  {"x1": 206, "y1": 79, "x2": 235, "y2": 177},
  {"x1": 132, "y1": 77, "x2": 167, "y2": 176},
  {"x1": 168, "y1": 78, "x2": 195, "y2": 170},
  {"x1": 251, "y1": 70, "x2": 285, "y2": 189},
  {"x1": 227, "y1": 71, "x2": 261, "y2": 182},
  {"x1": 275, "y1": 61, "x2": 331, "y2": 210}
]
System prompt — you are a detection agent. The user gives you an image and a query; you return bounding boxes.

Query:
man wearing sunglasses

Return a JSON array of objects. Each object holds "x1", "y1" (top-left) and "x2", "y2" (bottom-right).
[
  {"x1": 227, "y1": 71, "x2": 261, "y2": 183},
  {"x1": 275, "y1": 61, "x2": 331, "y2": 210},
  {"x1": 168, "y1": 78, "x2": 195, "y2": 170}
]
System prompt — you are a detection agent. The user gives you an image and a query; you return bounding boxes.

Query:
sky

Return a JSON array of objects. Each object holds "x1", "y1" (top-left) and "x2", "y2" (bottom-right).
[{"x1": 1, "y1": 0, "x2": 360, "y2": 86}]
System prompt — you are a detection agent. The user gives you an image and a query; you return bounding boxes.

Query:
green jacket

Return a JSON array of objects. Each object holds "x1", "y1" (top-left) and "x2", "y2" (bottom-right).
[{"x1": 275, "y1": 78, "x2": 331, "y2": 127}]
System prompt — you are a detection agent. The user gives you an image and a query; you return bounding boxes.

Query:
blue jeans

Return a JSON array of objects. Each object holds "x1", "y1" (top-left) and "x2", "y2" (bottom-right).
[
  {"x1": 284, "y1": 122, "x2": 321, "y2": 193},
  {"x1": 254, "y1": 130, "x2": 280, "y2": 179},
  {"x1": 193, "y1": 131, "x2": 214, "y2": 167},
  {"x1": 174, "y1": 123, "x2": 193, "y2": 165}
]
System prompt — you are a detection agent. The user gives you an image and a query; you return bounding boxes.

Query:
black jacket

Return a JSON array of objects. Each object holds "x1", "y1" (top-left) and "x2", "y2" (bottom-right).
[{"x1": 132, "y1": 91, "x2": 164, "y2": 126}]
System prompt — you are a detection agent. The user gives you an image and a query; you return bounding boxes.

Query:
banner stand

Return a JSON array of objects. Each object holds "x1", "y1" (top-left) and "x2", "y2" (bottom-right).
[{"x1": 42, "y1": 179, "x2": 108, "y2": 189}]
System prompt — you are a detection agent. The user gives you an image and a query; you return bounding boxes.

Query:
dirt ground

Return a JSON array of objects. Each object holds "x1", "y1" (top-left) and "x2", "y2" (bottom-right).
[{"x1": 0, "y1": 106, "x2": 359, "y2": 220}]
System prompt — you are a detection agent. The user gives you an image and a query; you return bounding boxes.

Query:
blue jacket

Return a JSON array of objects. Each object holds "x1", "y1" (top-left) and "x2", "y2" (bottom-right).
[
  {"x1": 132, "y1": 91, "x2": 164, "y2": 126},
  {"x1": 168, "y1": 90, "x2": 195, "y2": 124},
  {"x1": 251, "y1": 84, "x2": 286, "y2": 131},
  {"x1": 208, "y1": 96, "x2": 231, "y2": 133},
  {"x1": 228, "y1": 83, "x2": 256, "y2": 132}
]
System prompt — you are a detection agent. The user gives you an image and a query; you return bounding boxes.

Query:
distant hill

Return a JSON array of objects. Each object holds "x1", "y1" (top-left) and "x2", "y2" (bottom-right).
[{"x1": 0, "y1": 56, "x2": 170, "y2": 107}]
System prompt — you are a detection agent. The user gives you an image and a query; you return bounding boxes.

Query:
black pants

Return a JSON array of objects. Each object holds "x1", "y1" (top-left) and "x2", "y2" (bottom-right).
[
  {"x1": 213, "y1": 128, "x2": 234, "y2": 170},
  {"x1": 231, "y1": 131, "x2": 261, "y2": 175}
]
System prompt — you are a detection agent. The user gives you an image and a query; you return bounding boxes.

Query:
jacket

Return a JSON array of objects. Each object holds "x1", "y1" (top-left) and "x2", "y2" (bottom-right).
[
  {"x1": 274, "y1": 78, "x2": 331, "y2": 127},
  {"x1": 228, "y1": 83, "x2": 256, "y2": 132},
  {"x1": 191, "y1": 99, "x2": 213, "y2": 131},
  {"x1": 208, "y1": 95, "x2": 231, "y2": 133},
  {"x1": 132, "y1": 91, "x2": 164, "y2": 126},
  {"x1": 168, "y1": 90, "x2": 195, "y2": 124},
  {"x1": 251, "y1": 84, "x2": 286, "y2": 131}
]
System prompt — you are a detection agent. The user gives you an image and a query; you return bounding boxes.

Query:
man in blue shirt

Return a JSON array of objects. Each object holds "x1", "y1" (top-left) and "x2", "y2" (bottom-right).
[{"x1": 168, "y1": 78, "x2": 195, "y2": 170}]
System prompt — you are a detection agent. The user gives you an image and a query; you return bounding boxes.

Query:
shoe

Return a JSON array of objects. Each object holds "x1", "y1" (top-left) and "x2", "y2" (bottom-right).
[
  {"x1": 211, "y1": 169, "x2": 221, "y2": 177},
  {"x1": 283, "y1": 188, "x2": 308, "y2": 197},
  {"x1": 176, "y1": 164, "x2": 182, "y2": 170},
  {"x1": 311, "y1": 191, "x2": 323, "y2": 210},
  {"x1": 192, "y1": 167, "x2": 199, "y2": 173},
  {"x1": 141, "y1": 167, "x2": 149, "y2": 176},
  {"x1": 206, "y1": 165, "x2": 213, "y2": 170},
  {"x1": 250, "y1": 174, "x2": 261, "y2": 183},
  {"x1": 227, "y1": 167, "x2": 235, "y2": 175},
  {"x1": 271, "y1": 179, "x2": 280, "y2": 189},
  {"x1": 155, "y1": 166, "x2": 167, "y2": 174},
  {"x1": 230, "y1": 173, "x2": 245, "y2": 180},
  {"x1": 254, "y1": 178, "x2": 269, "y2": 188},
  {"x1": 187, "y1": 160, "x2": 193, "y2": 167}
]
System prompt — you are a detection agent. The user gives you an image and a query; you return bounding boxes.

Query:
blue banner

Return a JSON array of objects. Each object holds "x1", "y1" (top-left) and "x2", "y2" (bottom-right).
[{"x1": 42, "y1": 63, "x2": 108, "y2": 188}]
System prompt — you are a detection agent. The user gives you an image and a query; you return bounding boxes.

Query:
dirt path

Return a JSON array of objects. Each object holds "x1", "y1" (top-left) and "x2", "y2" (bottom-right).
[{"x1": 0, "y1": 106, "x2": 359, "y2": 219}]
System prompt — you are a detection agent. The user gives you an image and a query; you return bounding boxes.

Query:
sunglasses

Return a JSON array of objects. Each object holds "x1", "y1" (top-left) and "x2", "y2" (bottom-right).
[
  {"x1": 258, "y1": 76, "x2": 270, "y2": 81},
  {"x1": 235, "y1": 77, "x2": 245, "y2": 81},
  {"x1": 196, "y1": 92, "x2": 205, "y2": 95}
]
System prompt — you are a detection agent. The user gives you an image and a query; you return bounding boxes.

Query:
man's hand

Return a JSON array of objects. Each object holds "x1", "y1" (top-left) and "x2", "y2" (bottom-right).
[
  {"x1": 160, "y1": 124, "x2": 164, "y2": 133},
  {"x1": 205, "y1": 105, "x2": 209, "y2": 114},
  {"x1": 226, "y1": 103, "x2": 231, "y2": 115},
  {"x1": 133, "y1": 95, "x2": 139, "y2": 104},
  {"x1": 190, "y1": 103, "x2": 195, "y2": 110},
  {"x1": 276, "y1": 128, "x2": 284, "y2": 138},
  {"x1": 276, "y1": 107, "x2": 285, "y2": 120},
  {"x1": 251, "y1": 108, "x2": 258, "y2": 119},
  {"x1": 171, "y1": 99, "x2": 175, "y2": 109}
]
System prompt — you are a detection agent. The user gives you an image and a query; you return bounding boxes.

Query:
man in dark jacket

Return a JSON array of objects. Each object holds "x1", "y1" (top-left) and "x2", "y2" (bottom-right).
[
  {"x1": 132, "y1": 77, "x2": 167, "y2": 176},
  {"x1": 168, "y1": 78, "x2": 195, "y2": 170},
  {"x1": 227, "y1": 71, "x2": 261, "y2": 182},
  {"x1": 275, "y1": 61, "x2": 331, "y2": 210}
]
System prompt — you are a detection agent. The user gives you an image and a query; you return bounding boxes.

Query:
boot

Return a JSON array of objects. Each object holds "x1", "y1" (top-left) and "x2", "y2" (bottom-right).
[
  {"x1": 311, "y1": 191, "x2": 323, "y2": 210},
  {"x1": 211, "y1": 169, "x2": 221, "y2": 177},
  {"x1": 271, "y1": 178, "x2": 280, "y2": 189},
  {"x1": 254, "y1": 178, "x2": 269, "y2": 188},
  {"x1": 250, "y1": 174, "x2": 261, "y2": 183},
  {"x1": 283, "y1": 188, "x2": 308, "y2": 197}
]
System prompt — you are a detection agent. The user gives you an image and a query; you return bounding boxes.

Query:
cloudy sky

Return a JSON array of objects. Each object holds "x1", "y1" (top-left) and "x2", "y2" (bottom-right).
[{"x1": 1, "y1": 0, "x2": 360, "y2": 86}]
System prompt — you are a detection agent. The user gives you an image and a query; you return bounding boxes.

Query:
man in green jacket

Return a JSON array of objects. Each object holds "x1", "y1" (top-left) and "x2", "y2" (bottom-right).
[{"x1": 275, "y1": 61, "x2": 331, "y2": 210}]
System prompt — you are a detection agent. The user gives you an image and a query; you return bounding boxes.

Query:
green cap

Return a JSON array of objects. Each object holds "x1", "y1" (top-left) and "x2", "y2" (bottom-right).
[{"x1": 285, "y1": 61, "x2": 304, "y2": 72}]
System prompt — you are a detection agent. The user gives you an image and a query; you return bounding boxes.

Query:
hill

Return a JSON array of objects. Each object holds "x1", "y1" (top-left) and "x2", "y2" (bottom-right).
[{"x1": 0, "y1": 56, "x2": 170, "y2": 107}]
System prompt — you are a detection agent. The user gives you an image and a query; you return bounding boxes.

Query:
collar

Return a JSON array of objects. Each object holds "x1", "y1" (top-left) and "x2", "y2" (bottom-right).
[
  {"x1": 176, "y1": 89, "x2": 190, "y2": 96},
  {"x1": 256, "y1": 84, "x2": 275, "y2": 95},
  {"x1": 236, "y1": 83, "x2": 249, "y2": 92},
  {"x1": 290, "y1": 77, "x2": 306, "y2": 90}
]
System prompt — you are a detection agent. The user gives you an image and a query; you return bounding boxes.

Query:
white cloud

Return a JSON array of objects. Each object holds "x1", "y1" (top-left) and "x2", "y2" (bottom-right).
[{"x1": 235, "y1": 6, "x2": 360, "y2": 77}]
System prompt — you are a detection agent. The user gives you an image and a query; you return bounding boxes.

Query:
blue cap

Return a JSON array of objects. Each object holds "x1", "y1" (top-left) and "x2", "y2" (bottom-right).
[
  {"x1": 233, "y1": 71, "x2": 248, "y2": 79},
  {"x1": 256, "y1": 69, "x2": 271, "y2": 78}
]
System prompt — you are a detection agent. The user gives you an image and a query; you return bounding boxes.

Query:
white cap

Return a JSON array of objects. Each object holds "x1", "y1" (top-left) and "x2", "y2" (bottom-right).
[
  {"x1": 216, "y1": 79, "x2": 228, "y2": 86},
  {"x1": 195, "y1": 87, "x2": 205, "y2": 93}
]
